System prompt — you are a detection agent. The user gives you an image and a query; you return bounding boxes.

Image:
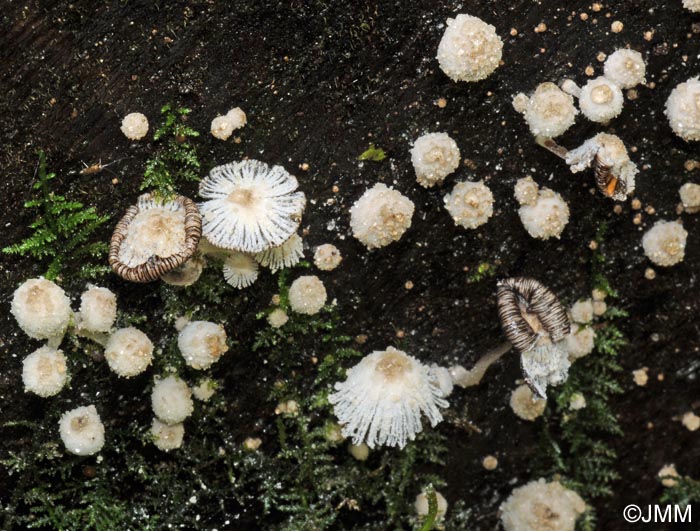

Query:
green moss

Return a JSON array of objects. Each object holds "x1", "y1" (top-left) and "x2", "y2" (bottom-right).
[{"x1": 358, "y1": 144, "x2": 387, "y2": 162}]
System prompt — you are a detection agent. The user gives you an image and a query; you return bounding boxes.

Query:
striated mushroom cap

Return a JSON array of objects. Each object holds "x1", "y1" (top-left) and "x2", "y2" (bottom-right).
[{"x1": 109, "y1": 193, "x2": 202, "y2": 283}]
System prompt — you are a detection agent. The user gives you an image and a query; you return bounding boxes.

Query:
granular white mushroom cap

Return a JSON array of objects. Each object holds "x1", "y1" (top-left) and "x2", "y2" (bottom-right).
[
  {"x1": 328, "y1": 347, "x2": 448, "y2": 448},
  {"x1": 151, "y1": 375, "x2": 194, "y2": 425},
  {"x1": 414, "y1": 490, "x2": 448, "y2": 520},
  {"x1": 579, "y1": 76, "x2": 624, "y2": 123},
  {"x1": 120, "y1": 112, "x2": 149, "y2": 140},
  {"x1": 177, "y1": 321, "x2": 229, "y2": 370},
  {"x1": 150, "y1": 418, "x2": 184, "y2": 452},
  {"x1": 666, "y1": 77, "x2": 700, "y2": 142},
  {"x1": 570, "y1": 299, "x2": 594, "y2": 324},
  {"x1": 267, "y1": 308, "x2": 289, "y2": 328},
  {"x1": 350, "y1": 183, "x2": 415, "y2": 249},
  {"x1": 518, "y1": 187, "x2": 570, "y2": 240},
  {"x1": 222, "y1": 252, "x2": 259, "y2": 289},
  {"x1": 11, "y1": 277, "x2": 72, "y2": 341},
  {"x1": 78, "y1": 285, "x2": 117, "y2": 333},
  {"x1": 510, "y1": 384, "x2": 546, "y2": 421},
  {"x1": 104, "y1": 327, "x2": 154, "y2": 377},
  {"x1": 642, "y1": 220, "x2": 688, "y2": 267},
  {"x1": 192, "y1": 378, "x2": 216, "y2": 402},
  {"x1": 199, "y1": 160, "x2": 306, "y2": 253},
  {"x1": 516, "y1": 83, "x2": 578, "y2": 138},
  {"x1": 410, "y1": 133, "x2": 461, "y2": 188},
  {"x1": 604, "y1": 49, "x2": 646, "y2": 89},
  {"x1": 514, "y1": 176, "x2": 539, "y2": 207},
  {"x1": 110, "y1": 194, "x2": 202, "y2": 282},
  {"x1": 254, "y1": 233, "x2": 304, "y2": 272},
  {"x1": 288, "y1": 275, "x2": 327, "y2": 315},
  {"x1": 566, "y1": 323, "x2": 596, "y2": 361},
  {"x1": 444, "y1": 180, "x2": 494, "y2": 229},
  {"x1": 211, "y1": 115, "x2": 235, "y2": 141},
  {"x1": 226, "y1": 107, "x2": 247, "y2": 129},
  {"x1": 680, "y1": 183, "x2": 700, "y2": 213},
  {"x1": 314, "y1": 243, "x2": 343, "y2": 271},
  {"x1": 436, "y1": 14, "x2": 503, "y2": 82},
  {"x1": 500, "y1": 479, "x2": 586, "y2": 531},
  {"x1": 22, "y1": 346, "x2": 68, "y2": 397},
  {"x1": 685, "y1": 0, "x2": 700, "y2": 11},
  {"x1": 59, "y1": 405, "x2": 105, "y2": 456}
]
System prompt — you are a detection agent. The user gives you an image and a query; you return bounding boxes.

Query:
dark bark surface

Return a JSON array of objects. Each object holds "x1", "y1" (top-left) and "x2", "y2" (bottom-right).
[{"x1": 1, "y1": 1, "x2": 699, "y2": 529}]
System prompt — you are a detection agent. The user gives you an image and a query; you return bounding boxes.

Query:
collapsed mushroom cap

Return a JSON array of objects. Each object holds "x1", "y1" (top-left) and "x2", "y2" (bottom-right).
[
  {"x1": 58, "y1": 405, "x2": 105, "y2": 456},
  {"x1": 410, "y1": 132, "x2": 461, "y2": 187},
  {"x1": 579, "y1": 76, "x2": 624, "y2": 123},
  {"x1": 78, "y1": 285, "x2": 117, "y2": 333},
  {"x1": 110, "y1": 193, "x2": 202, "y2": 282},
  {"x1": 328, "y1": 347, "x2": 448, "y2": 448},
  {"x1": 436, "y1": 14, "x2": 503, "y2": 82},
  {"x1": 604, "y1": 49, "x2": 646, "y2": 89},
  {"x1": 642, "y1": 220, "x2": 687, "y2": 267},
  {"x1": 516, "y1": 83, "x2": 578, "y2": 138},
  {"x1": 177, "y1": 321, "x2": 229, "y2": 370},
  {"x1": 151, "y1": 375, "x2": 194, "y2": 425},
  {"x1": 22, "y1": 346, "x2": 69, "y2": 397},
  {"x1": 11, "y1": 277, "x2": 72, "y2": 340},
  {"x1": 443, "y1": 180, "x2": 494, "y2": 229},
  {"x1": 160, "y1": 255, "x2": 205, "y2": 286},
  {"x1": 666, "y1": 77, "x2": 700, "y2": 142},
  {"x1": 199, "y1": 160, "x2": 306, "y2": 253},
  {"x1": 350, "y1": 183, "x2": 415, "y2": 249},
  {"x1": 254, "y1": 233, "x2": 304, "y2": 272},
  {"x1": 500, "y1": 479, "x2": 586, "y2": 531},
  {"x1": 104, "y1": 327, "x2": 154, "y2": 377}
]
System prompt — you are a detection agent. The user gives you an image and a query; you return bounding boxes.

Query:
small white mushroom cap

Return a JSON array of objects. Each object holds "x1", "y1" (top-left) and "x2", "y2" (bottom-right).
[
  {"x1": 658, "y1": 464, "x2": 680, "y2": 487},
  {"x1": 444, "y1": 180, "x2": 494, "y2": 229},
  {"x1": 267, "y1": 308, "x2": 289, "y2": 328},
  {"x1": 569, "y1": 392, "x2": 586, "y2": 410},
  {"x1": 120, "y1": 112, "x2": 149, "y2": 140},
  {"x1": 314, "y1": 243, "x2": 342, "y2": 271},
  {"x1": 59, "y1": 405, "x2": 105, "y2": 456},
  {"x1": 11, "y1": 278, "x2": 72, "y2": 341},
  {"x1": 666, "y1": 77, "x2": 700, "y2": 142},
  {"x1": 150, "y1": 418, "x2": 184, "y2": 452},
  {"x1": 410, "y1": 132, "x2": 461, "y2": 188},
  {"x1": 642, "y1": 220, "x2": 687, "y2": 267},
  {"x1": 104, "y1": 327, "x2": 154, "y2": 378},
  {"x1": 509, "y1": 384, "x2": 546, "y2": 421},
  {"x1": 177, "y1": 321, "x2": 229, "y2": 370},
  {"x1": 199, "y1": 160, "x2": 306, "y2": 253},
  {"x1": 222, "y1": 252, "x2": 259, "y2": 289},
  {"x1": 160, "y1": 255, "x2": 205, "y2": 286},
  {"x1": 684, "y1": 0, "x2": 700, "y2": 12},
  {"x1": 515, "y1": 83, "x2": 578, "y2": 138},
  {"x1": 514, "y1": 176, "x2": 539, "y2": 207},
  {"x1": 500, "y1": 479, "x2": 586, "y2": 531},
  {"x1": 518, "y1": 187, "x2": 570, "y2": 240},
  {"x1": 226, "y1": 107, "x2": 247, "y2": 129},
  {"x1": 579, "y1": 76, "x2": 624, "y2": 123},
  {"x1": 436, "y1": 14, "x2": 503, "y2": 82},
  {"x1": 682, "y1": 411, "x2": 700, "y2": 431},
  {"x1": 414, "y1": 490, "x2": 448, "y2": 520},
  {"x1": 570, "y1": 299, "x2": 594, "y2": 324},
  {"x1": 604, "y1": 49, "x2": 646, "y2": 89},
  {"x1": 350, "y1": 183, "x2": 415, "y2": 249},
  {"x1": 211, "y1": 115, "x2": 235, "y2": 141},
  {"x1": 22, "y1": 346, "x2": 68, "y2": 397},
  {"x1": 288, "y1": 275, "x2": 327, "y2": 315},
  {"x1": 348, "y1": 442, "x2": 370, "y2": 461},
  {"x1": 254, "y1": 233, "x2": 304, "y2": 272},
  {"x1": 151, "y1": 375, "x2": 194, "y2": 425},
  {"x1": 78, "y1": 286, "x2": 117, "y2": 333},
  {"x1": 566, "y1": 324, "x2": 596, "y2": 361},
  {"x1": 680, "y1": 183, "x2": 700, "y2": 213},
  {"x1": 329, "y1": 347, "x2": 448, "y2": 448},
  {"x1": 192, "y1": 378, "x2": 216, "y2": 402}
]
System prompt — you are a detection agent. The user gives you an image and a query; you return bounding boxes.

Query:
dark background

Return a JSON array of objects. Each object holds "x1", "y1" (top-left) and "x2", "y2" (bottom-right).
[{"x1": 1, "y1": 1, "x2": 699, "y2": 529}]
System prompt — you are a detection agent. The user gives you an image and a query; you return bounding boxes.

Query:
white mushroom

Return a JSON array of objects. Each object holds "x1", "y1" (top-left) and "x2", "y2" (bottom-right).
[
  {"x1": 11, "y1": 278, "x2": 72, "y2": 342},
  {"x1": 104, "y1": 327, "x2": 154, "y2": 377},
  {"x1": 177, "y1": 321, "x2": 229, "y2": 370},
  {"x1": 288, "y1": 275, "x2": 327, "y2": 315},
  {"x1": 500, "y1": 479, "x2": 586, "y2": 531},
  {"x1": 222, "y1": 252, "x2": 259, "y2": 289},
  {"x1": 151, "y1": 375, "x2": 194, "y2": 425},
  {"x1": 410, "y1": 133, "x2": 461, "y2": 188},
  {"x1": 666, "y1": 77, "x2": 700, "y2": 142},
  {"x1": 150, "y1": 418, "x2": 185, "y2": 451},
  {"x1": 518, "y1": 187, "x2": 570, "y2": 240},
  {"x1": 120, "y1": 112, "x2": 149, "y2": 140},
  {"x1": 59, "y1": 405, "x2": 105, "y2": 456},
  {"x1": 350, "y1": 183, "x2": 415, "y2": 249},
  {"x1": 513, "y1": 83, "x2": 578, "y2": 138},
  {"x1": 22, "y1": 346, "x2": 68, "y2": 397},
  {"x1": 443, "y1": 180, "x2": 494, "y2": 229},
  {"x1": 642, "y1": 220, "x2": 687, "y2": 267},
  {"x1": 254, "y1": 233, "x2": 304, "y2": 272},
  {"x1": 604, "y1": 49, "x2": 646, "y2": 89}
]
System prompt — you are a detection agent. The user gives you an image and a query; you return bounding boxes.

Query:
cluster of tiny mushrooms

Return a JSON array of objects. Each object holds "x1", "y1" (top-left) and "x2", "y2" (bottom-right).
[{"x1": 9, "y1": 5, "x2": 700, "y2": 528}]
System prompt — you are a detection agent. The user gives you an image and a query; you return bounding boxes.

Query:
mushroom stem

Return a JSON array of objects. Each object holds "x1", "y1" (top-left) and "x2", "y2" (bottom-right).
[
  {"x1": 560, "y1": 79, "x2": 581, "y2": 98},
  {"x1": 535, "y1": 136, "x2": 569, "y2": 160},
  {"x1": 449, "y1": 341, "x2": 512, "y2": 388}
]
